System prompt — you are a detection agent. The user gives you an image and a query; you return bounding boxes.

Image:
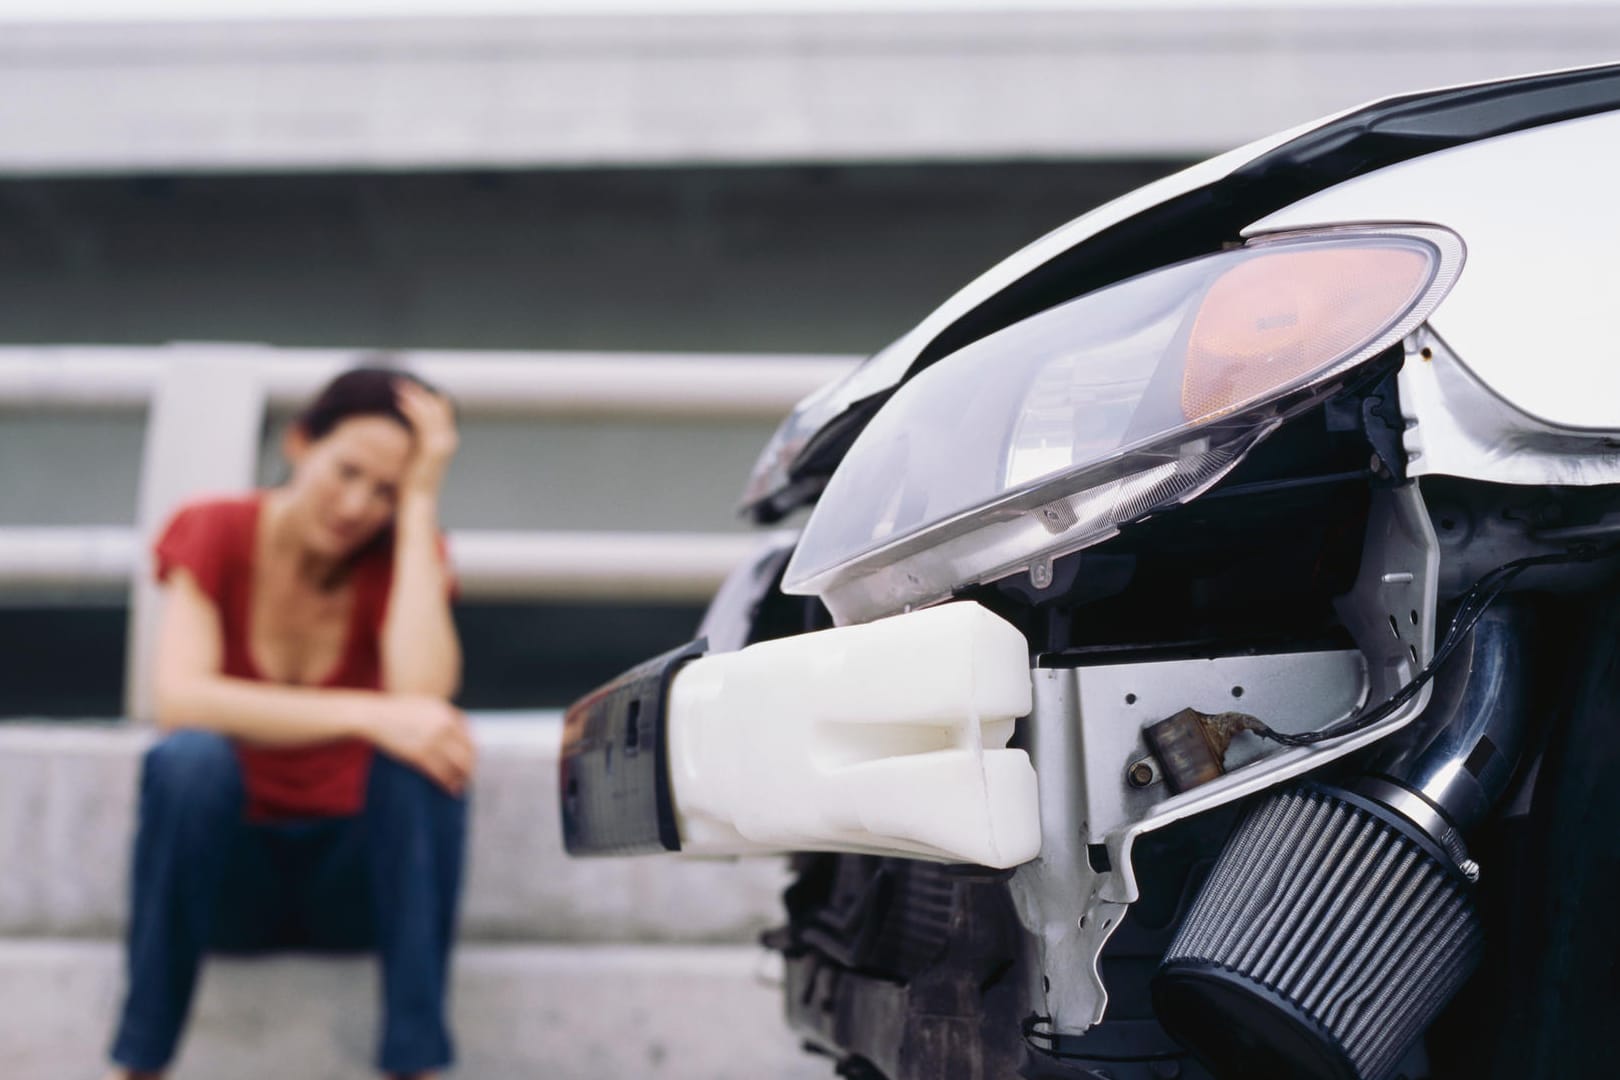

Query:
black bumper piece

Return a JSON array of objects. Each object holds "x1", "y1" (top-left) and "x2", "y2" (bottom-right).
[{"x1": 558, "y1": 638, "x2": 708, "y2": 856}]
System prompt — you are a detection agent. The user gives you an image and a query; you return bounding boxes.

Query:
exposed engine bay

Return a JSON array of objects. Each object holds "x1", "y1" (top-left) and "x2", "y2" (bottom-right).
[{"x1": 748, "y1": 362, "x2": 1620, "y2": 1080}]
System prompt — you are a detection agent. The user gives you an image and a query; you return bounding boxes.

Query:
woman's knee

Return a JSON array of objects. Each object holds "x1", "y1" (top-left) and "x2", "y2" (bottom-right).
[
  {"x1": 141, "y1": 730, "x2": 242, "y2": 817},
  {"x1": 366, "y1": 753, "x2": 467, "y2": 827}
]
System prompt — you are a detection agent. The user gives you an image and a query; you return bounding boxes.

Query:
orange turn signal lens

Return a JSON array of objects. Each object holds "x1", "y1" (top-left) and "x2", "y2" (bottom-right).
[{"x1": 1182, "y1": 243, "x2": 1434, "y2": 424}]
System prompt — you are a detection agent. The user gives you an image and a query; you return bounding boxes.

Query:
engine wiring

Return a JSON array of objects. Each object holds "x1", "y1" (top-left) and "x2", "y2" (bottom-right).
[
  {"x1": 1021, "y1": 1015, "x2": 1188, "y2": 1065},
  {"x1": 1247, "y1": 545, "x2": 1620, "y2": 748}
]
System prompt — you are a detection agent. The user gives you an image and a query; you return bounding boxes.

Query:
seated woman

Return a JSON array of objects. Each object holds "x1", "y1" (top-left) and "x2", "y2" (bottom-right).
[{"x1": 106, "y1": 368, "x2": 471, "y2": 1080}]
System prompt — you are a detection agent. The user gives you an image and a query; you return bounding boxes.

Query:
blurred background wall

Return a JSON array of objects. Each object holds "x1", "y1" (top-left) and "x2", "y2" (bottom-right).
[{"x1": 5, "y1": 0, "x2": 1613, "y2": 719}]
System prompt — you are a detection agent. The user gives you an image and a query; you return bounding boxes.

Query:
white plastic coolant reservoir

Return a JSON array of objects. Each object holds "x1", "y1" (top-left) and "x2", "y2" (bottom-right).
[{"x1": 666, "y1": 601, "x2": 1040, "y2": 869}]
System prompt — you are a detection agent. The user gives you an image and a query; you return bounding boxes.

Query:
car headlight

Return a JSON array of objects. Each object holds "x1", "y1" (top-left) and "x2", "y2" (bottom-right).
[{"x1": 781, "y1": 225, "x2": 1464, "y2": 624}]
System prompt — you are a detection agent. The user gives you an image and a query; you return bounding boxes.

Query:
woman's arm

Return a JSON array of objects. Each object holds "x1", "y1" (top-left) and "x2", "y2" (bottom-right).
[
  {"x1": 380, "y1": 381, "x2": 463, "y2": 699},
  {"x1": 154, "y1": 568, "x2": 473, "y2": 792},
  {"x1": 381, "y1": 490, "x2": 462, "y2": 698},
  {"x1": 152, "y1": 568, "x2": 380, "y2": 742}
]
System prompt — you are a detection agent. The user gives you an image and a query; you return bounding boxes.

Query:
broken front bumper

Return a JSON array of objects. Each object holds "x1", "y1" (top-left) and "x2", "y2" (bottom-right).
[{"x1": 559, "y1": 601, "x2": 1042, "y2": 869}]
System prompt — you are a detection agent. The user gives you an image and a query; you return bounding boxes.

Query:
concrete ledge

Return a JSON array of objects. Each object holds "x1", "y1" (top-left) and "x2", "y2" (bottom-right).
[
  {"x1": 0, "y1": 719, "x2": 789, "y2": 943},
  {"x1": 2, "y1": 938, "x2": 826, "y2": 1080},
  {"x1": 4, "y1": 9, "x2": 1620, "y2": 172}
]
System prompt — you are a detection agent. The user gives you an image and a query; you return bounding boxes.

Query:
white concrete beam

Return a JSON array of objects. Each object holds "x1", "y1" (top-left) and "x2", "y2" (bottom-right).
[
  {"x1": 0, "y1": 940, "x2": 819, "y2": 1080},
  {"x1": 0, "y1": 719, "x2": 791, "y2": 943},
  {"x1": 125, "y1": 350, "x2": 267, "y2": 721},
  {"x1": 0, "y1": 8, "x2": 1617, "y2": 173}
]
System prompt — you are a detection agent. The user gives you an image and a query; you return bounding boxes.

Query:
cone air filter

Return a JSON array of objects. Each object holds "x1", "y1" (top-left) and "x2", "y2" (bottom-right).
[{"x1": 1152, "y1": 784, "x2": 1482, "y2": 1080}]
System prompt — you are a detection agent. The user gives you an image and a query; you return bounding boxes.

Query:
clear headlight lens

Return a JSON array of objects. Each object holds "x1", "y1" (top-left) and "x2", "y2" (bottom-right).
[{"x1": 781, "y1": 226, "x2": 1463, "y2": 624}]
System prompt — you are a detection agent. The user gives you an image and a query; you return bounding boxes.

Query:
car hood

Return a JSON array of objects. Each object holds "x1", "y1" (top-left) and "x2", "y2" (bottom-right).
[{"x1": 742, "y1": 61, "x2": 1620, "y2": 522}]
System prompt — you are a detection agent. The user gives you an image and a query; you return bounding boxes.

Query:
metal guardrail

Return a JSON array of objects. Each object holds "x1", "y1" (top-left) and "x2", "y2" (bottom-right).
[
  {"x1": 0, "y1": 528, "x2": 135, "y2": 592},
  {"x1": 0, "y1": 344, "x2": 853, "y2": 599},
  {"x1": 0, "y1": 346, "x2": 847, "y2": 717},
  {"x1": 0, "y1": 526, "x2": 763, "y2": 602},
  {"x1": 0, "y1": 347, "x2": 859, "y2": 419}
]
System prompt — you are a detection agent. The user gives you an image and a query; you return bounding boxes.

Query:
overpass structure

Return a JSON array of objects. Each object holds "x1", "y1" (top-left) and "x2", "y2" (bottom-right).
[{"x1": 3, "y1": 4, "x2": 1618, "y2": 173}]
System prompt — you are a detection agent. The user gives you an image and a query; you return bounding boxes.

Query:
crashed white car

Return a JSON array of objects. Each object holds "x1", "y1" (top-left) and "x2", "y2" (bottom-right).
[{"x1": 561, "y1": 63, "x2": 1620, "y2": 1080}]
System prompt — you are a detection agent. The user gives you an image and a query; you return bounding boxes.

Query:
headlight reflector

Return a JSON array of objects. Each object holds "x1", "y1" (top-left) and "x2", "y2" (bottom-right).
[{"x1": 1182, "y1": 244, "x2": 1433, "y2": 424}]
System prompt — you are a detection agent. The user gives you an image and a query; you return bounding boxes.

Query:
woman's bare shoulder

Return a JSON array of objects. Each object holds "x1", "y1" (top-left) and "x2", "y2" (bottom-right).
[
  {"x1": 168, "y1": 490, "x2": 262, "y2": 516},
  {"x1": 158, "y1": 491, "x2": 263, "y2": 536}
]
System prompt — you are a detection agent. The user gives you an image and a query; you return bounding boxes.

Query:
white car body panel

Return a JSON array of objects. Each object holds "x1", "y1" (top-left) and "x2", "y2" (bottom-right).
[
  {"x1": 1249, "y1": 110, "x2": 1620, "y2": 459},
  {"x1": 1398, "y1": 327, "x2": 1620, "y2": 486}
]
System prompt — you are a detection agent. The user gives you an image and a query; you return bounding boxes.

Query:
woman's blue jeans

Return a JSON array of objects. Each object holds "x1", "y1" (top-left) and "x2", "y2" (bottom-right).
[{"x1": 108, "y1": 730, "x2": 467, "y2": 1075}]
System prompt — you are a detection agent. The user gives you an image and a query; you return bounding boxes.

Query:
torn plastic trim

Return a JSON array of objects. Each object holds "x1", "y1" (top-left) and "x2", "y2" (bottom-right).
[{"x1": 695, "y1": 528, "x2": 801, "y2": 655}]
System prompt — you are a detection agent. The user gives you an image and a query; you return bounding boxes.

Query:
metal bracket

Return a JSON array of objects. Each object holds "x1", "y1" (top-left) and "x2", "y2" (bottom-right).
[
  {"x1": 1010, "y1": 482, "x2": 1440, "y2": 1036},
  {"x1": 1008, "y1": 666, "x2": 1128, "y2": 1035}
]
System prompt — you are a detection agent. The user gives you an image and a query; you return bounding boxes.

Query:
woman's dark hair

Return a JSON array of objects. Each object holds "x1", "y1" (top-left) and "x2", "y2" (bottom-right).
[{"x1": 295, "y1": 364, "x2": 443, "y2": 441}]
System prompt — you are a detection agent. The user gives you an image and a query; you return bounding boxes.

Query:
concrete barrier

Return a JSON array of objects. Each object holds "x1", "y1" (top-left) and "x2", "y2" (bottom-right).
[
  {"x1": 0, "y1": 719, "x2": 790, "y2": 942},
  {"x1": 2, "y1": 939, "x2": 827, "y2": 1080},
  {"x1": 0, "y1": 718, "x2": 818, "y2": 1077}
]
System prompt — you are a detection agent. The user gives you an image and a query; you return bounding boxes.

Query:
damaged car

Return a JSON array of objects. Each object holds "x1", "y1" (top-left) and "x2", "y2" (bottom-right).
[{"x1": 561, "y1": 63, "x2": 1620, "y2": 1080}]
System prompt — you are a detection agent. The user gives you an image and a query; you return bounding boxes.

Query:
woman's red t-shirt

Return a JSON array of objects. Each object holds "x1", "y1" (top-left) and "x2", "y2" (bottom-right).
[{"x1": 153, "y1": 492, "x2": 408, "y2": 820}]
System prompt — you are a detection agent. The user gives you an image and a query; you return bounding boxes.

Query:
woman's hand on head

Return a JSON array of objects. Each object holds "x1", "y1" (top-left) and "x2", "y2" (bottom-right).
[
  {"x1": 368, "y1": 694, "x2": 475, "y2": 795},
  {"x1": 395, "y1": 379, "x2": 459, "y2": 498}
]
